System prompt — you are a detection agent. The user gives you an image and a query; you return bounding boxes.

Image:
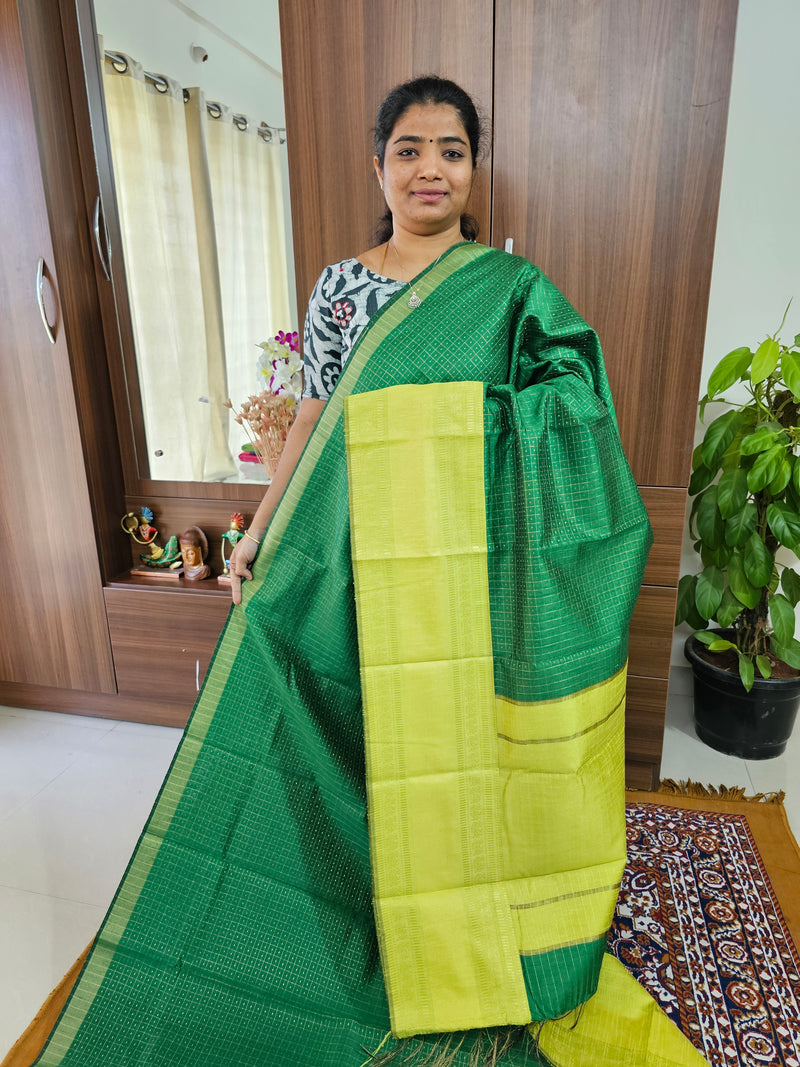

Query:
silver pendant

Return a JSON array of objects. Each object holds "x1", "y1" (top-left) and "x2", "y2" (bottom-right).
[{"x1": 408, "y1": 290, "x2": 421, "y2": 309}]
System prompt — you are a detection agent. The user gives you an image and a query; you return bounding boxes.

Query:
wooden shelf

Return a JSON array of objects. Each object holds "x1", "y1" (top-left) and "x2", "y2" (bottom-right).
[{"x1": 106, "y1": 571, "x2": 233, "y2": 597}]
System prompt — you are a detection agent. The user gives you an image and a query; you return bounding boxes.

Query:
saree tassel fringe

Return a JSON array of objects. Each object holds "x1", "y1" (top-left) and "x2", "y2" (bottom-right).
[
  {"x1": 657, "y1": 778, "x2": 786, "y2": 804},
  {"x1": 362, "y1": 1026, "x2": 538, "y2": 1067}
]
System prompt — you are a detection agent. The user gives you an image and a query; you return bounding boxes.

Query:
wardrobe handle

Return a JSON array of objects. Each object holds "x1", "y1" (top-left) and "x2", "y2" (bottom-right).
[
  {"x1": 93, "y1": 195, "x2": 112, "y2": 281},
  {"x1": 35, "y1": 258, "x2": 56, "y2": 345},
  {"x1": 504, "y1": 238, "x2": 514, "y2": 253}
]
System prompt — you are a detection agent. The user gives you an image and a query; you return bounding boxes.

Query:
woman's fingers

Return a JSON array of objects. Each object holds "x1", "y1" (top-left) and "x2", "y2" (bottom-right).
[
  {"x1": 228, "y1": 539, "x2": 258, "y2": 603},
  {"x1": 230, "y1": 571, "x2": 242, "y2": 605}
]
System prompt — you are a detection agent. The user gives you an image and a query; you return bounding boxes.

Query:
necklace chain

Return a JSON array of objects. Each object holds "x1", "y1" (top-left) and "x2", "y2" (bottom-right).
[{"x1": 381, "y1": 238, "x2": 449, "y2": 309}]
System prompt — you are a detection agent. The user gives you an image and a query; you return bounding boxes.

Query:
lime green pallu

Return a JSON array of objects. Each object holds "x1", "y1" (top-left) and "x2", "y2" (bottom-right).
[{"x1": 34, "y1": 244, "x2": 701, "y2": 1066}]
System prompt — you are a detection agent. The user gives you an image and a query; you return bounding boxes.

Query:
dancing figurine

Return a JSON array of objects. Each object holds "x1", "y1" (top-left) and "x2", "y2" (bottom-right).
[{"x1": 220, "y1": 513, "x2": 246, "y2": 580}]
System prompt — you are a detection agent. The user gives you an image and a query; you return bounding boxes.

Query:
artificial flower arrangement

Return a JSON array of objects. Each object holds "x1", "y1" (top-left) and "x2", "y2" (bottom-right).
[{"x1": 228, "y1": 330, "x2": 301, "y2": 479}]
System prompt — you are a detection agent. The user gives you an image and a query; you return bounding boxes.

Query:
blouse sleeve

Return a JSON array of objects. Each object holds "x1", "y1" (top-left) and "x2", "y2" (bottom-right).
[{"x1": 302, "y1": 266, "x2": 344, "y2": 400}]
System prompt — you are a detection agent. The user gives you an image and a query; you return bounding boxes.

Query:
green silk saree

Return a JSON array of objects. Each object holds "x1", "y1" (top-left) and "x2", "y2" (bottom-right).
[{"x1": 34, "y1": 243, "x2": 705, "y2": 1066}]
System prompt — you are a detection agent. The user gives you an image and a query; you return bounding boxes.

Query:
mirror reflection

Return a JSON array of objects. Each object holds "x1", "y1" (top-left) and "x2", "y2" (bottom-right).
[{"x1": 94, "y1": 0, "x2": 296, "y2": 483}]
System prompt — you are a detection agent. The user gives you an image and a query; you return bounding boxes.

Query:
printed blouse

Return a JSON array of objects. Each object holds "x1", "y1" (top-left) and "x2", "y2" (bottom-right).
[{"x1": 302, "y1": 258, "x2": 404, "y2": 400}]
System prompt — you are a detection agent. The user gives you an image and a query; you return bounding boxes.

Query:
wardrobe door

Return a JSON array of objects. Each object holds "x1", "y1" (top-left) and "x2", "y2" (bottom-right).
[
  {"x1": 492, "y1": 0, "x2": 737, "y2": 487},
  {"x1": 279, "y1": 0, "x2": 494, "y2": 314},
  {"x1": 0, "y1": 0, "x2": 115, "y2": 692},
  {"x1": 492, "y1": 0, "x2": 737, "y2": 786}
]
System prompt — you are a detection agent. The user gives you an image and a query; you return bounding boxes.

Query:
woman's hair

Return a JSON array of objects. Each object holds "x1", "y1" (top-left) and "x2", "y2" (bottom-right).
[{"x1": 373, "y1": 75, "x2": 485, "y2": 244}]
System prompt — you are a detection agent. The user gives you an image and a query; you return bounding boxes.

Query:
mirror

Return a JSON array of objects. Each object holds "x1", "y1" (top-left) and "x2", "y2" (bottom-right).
[{"x1": 90, "y1": 0, "x2": 296, "y2": 484}]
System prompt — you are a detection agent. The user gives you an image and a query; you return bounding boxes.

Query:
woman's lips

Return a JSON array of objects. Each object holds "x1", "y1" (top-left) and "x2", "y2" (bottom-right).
[{"x1": 413, "y1": 191, "x2": 446, "y2": 202}]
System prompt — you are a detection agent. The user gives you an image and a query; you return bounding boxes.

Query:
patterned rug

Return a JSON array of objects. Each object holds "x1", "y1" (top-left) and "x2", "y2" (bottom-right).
[{"x1": 614, "y1": 797, "x2": 800, "y2": 1067}]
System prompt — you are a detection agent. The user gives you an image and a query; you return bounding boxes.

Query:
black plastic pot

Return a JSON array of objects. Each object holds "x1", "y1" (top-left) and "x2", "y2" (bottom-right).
[{"x1": 684, "y1": 633, "x2": 800, "y2": 759}]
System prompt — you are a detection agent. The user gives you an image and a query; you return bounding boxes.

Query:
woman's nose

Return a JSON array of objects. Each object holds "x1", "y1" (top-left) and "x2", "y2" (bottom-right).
[{"x1": 417, "y1": 147, "x2": 441, "y2": 180}]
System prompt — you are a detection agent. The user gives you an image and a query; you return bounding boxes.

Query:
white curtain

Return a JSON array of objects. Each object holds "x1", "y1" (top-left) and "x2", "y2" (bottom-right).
[{"x1": 101, "y1": 50, "x2": 291, "y2": 482}]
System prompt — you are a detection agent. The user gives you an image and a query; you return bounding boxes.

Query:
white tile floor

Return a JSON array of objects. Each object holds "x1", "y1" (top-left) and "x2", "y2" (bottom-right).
[{"x1": 1, "y1": 670, "x2": 798, "y2": 1058}]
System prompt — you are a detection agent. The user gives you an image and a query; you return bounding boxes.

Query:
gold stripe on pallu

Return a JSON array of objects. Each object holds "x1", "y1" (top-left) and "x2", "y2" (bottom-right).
[{"x1": 505, "y1": 862, "x2": 624, "y2": 957}]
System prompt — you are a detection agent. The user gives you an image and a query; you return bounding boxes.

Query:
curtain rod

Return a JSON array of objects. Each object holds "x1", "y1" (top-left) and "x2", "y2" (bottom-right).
[{"x1": 103, "y1": 51, "x2": 287, "y2": 143}]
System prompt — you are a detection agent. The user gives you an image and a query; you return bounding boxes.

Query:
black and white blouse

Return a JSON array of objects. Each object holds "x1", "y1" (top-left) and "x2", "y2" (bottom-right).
[{"x1": 302, "y1": 258, "x2": 404, "y2": 400}]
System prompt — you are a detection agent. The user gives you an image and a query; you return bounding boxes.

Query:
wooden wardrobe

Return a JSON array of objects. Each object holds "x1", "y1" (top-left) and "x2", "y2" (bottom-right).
[{"x1": 0, "y1": 0, "x2": 738, "y2": 789}]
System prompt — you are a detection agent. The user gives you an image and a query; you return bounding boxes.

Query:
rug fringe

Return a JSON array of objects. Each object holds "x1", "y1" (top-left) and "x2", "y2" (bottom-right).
[
  {"x1": 657, "y1": 778, "x2": 786, "y2": 804},
  {"x1": 361, "y1": 1026, "x2": 536, "y2": 1067}
]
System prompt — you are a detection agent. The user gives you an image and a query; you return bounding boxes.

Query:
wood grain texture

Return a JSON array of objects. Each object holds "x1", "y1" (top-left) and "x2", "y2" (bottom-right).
[
  {"x1": 625, "y1": 674, "x2": 670, "y2": 765},
  {"x1": 629, "y1": 584, "x2": 679, "y2": 683},
  {"x1": 640, "y1": 485, "x2": 688, "y2": 587},
  {"x1": 279, "y1": 0, "x2": 494, "y2": 317},
  {"x1": 0, "y1": 680, "x2": 192, "y2": 728},
  {"x1": 625, "y1": 760, "x2": 660, "y2": 791},
  {"x1": 21, "y1": 0, "x2": 128, "y2": 584},
  {"x1": 492, "y1": 0, "x2": 738, "y2": 486},
  {"x1": 0, "y1": 0, "x2": 114, "y2": 693},
  {"x1": 59, "y1": 0, "x2": 142, "y2": 496},
  {"x1": 105, "y1": 588, "x2": 230, "y2": 706}
]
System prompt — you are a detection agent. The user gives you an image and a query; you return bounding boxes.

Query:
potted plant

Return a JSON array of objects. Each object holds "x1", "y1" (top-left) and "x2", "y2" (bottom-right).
[{"x1": 676, "y1": 306, "x2": 800, "y2": 758}]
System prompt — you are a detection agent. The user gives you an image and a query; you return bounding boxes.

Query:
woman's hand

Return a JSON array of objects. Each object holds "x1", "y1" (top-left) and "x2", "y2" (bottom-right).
[
  {"x1": 226, "y1": 398, "x2": 325, "y2": 606},
  {"x1": 228, "y1": 531, "x2": 261, "y2": 605}
]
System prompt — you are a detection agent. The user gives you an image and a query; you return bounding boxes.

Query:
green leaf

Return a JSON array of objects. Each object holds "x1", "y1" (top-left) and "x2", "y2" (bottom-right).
[
  {"x1": 696, "y1": 486, "x2": 724, "y2": 549},
  {"x1": 728, "y1": 550, "x2": 761, "y2": 608},
  {"x1": 751, "y1": 337, "x2": 780, "y2": 384},
  {"x1": 793, "y1": 457, "x2": 800, "y2": 497},
  {"x1": 716, "y1": 586, "x2": 745, "y2": 628},
  {"x1": 743, "y1": 533, "x2": 773, "y2": 588},
  {"x1": 786, "y1": 481, "x2": 800, "y2": 514},
  {"x1": 767, "y1": 501, "x2": 800, "y2": 550},
  {"x1": 795, "y1": 332, "x2": 800, "y2": 348},
  {"x1": 716, "y1": 468, "x2": 749, "y2": 518},
  {"x1": 782, "y1": 567, "x2": 800, "y2": 606},
  {"x1": 747, "y1": 444, "x2": 784, "y2": 492},
  {"x1": 707, "y1": 638, "x2": 736, "y2": 651},
  {"x1": 770, "y1": 592, "x2": 796, "y2": 646},
  {"x1": 701, "y1": 542, "x2": 733, "y2": 569},
  {"x1": 740, "y1": 426, "x2": 781, "y2": 456},
  {"x1": 675, "y1": 574, "x2": 698, "y2": 625},
  {"x1": 725, "y1": 501, "x2": 758, "y2": 546},
  {"x1": 706, "y1": 346, "x2": 752, "y2": 397},
  {"x1": 676, "y1": 576, "x2": 710, "y2": 629},
  {"x1": 701, "y1": 410, "x2": 744, "y2": 469},
  {"x1": 755, "y1": 654, "x2": 772, "y2": 679},
  {"x1": 696, "y1": 566, "x2": 725, "y2": 618},
  {"x1": 782, "y1": 350, "x2": 800, "y2": 400},
  {"x1": 693, "y1": 630, "x2": 717, "y2": 646},
  {"x1": 691, "y1": 443, "x2": 705, "y2": 472},
  {"x1": 737, "y1": 653, "x2": 755, "y2": 692},
  {"x1": 768, "y1": 456, "x2": 793, "y2": 495},
  {"x1": 689, "y1": 463, "x2": 716, "y2": 496},
  {"x1": 771, "y1": 635, "x2": 800, "y2": 669},
  {"x1": 769, "y1": 564, "x2": 780, "y2": 594}
]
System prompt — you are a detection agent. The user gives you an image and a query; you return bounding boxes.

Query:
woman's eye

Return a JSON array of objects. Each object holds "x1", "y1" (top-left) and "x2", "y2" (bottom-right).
[
  {"x1": 444, "y1": 150, "x2": 465, "y2": 160},
  {"x1": 397, "y1": 148, "x2": 417, "y2": 157}
]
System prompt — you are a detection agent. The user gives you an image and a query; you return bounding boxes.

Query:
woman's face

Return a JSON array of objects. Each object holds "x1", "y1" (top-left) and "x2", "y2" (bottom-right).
[{"x1": 375, "y1": 103, "x2": 474, "y2": 237}]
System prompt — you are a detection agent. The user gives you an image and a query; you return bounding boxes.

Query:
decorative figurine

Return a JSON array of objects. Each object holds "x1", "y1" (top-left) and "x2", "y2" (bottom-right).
[
  {"x1": 179, "y1": 526, "x2": 211, "y2": 581},
  {"x1": 121, "y1": 507, "x2": 158, "y2": 547},
  {"x1": 140, "y1": 534, "x2": 183, "y2": 570},
  {"x1": 121, "y1": 507, "x2": 183, "y2": 572},
  {"x1": 220, "y1": 513, "x2": 246, "y2": 582}
]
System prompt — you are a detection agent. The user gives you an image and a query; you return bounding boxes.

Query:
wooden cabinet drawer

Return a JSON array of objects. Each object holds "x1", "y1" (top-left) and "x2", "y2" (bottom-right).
[{"x1": 105, "y1": 588, "x2": 231, "y2": 706}]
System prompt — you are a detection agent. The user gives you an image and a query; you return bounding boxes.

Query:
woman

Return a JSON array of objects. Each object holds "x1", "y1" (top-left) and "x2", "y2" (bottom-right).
[
  {"x1": 226, "y1": 77, "x2": 484, "y2": 604},
  {"x1": 32, "y1": 79, "x2": 704, "y2": 1067}
]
